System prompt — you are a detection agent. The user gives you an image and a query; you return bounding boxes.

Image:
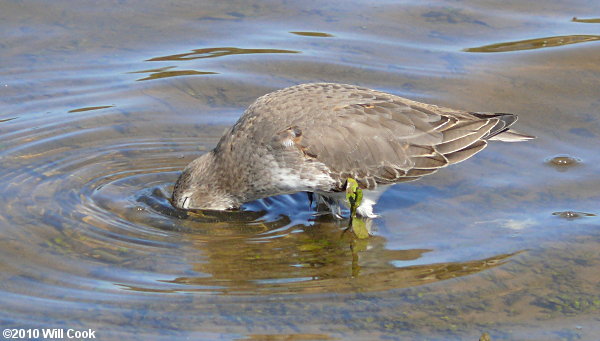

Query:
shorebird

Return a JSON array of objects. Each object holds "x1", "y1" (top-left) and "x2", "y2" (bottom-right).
[{"x1": 172, "y1": 83, "x2": 533, "y2": 217}]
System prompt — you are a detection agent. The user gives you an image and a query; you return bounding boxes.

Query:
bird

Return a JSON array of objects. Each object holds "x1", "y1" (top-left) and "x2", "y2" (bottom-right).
[{"x1": 172, "y1": 83, "x2": 533, "y2": 218}]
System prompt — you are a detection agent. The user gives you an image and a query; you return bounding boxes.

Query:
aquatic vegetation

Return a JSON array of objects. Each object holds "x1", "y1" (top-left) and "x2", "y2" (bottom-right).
[{"x1": 345, "y1": 178, "x2": 369, "y2": 239}]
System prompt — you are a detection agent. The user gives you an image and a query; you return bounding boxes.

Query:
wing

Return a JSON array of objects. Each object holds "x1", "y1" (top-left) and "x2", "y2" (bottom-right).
[
  {"x1": 287, "y1": 90, "x2": 506, "y2": 190},
  {"x1": 227, "y1": 83, "x2": 515, "y2": 191}
]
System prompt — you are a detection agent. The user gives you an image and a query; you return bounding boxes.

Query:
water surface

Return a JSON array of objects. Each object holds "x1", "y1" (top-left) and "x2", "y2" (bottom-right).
[{"x1": 1, "y1": 0, "x2": 599, "y2": 340}]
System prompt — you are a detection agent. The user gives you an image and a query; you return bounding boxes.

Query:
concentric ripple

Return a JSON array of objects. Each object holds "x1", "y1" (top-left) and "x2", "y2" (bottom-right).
[
  {"x1": 0, "y1": 110, "x2": 524, "y2": 301},
  {"x1": 2, "y1": 0, "x2": 600, "y2": 338}
]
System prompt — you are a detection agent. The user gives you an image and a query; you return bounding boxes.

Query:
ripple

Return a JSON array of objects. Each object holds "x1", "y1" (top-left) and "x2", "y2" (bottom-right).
[
  {"x1": 3, "y1": 0, "x2": 600, "y2": 338},
  {"x1": 0, "y1": 117, "x2": 521, "y2": 298},
  {"x1": 123, "y1": 251, "x2": 518, "y2": 295},
  {"x1": 146, "y1": 46, "x2": 300, "y2": 62},
  {"x1": 127, "y1": 46, "x2": 301, "y2": 82},
  {"x1": 289, "y1": 31, "x2": 334, "y2": 37},
  {"x1": 545, "y1": 155, "x2": 582, "y2": 171},
  {"x1": 129, "y1": 67, "x2": 219, "y2": 81},
  {"x1": 552, "y1": 211, "x2": 596, "y2": 220},
  {"x1": 571, "y1": 17, "x2": 600, "y2": 24},
  {"x1": 68, "y1": 105, "x2": 115, "y2": 113},
  {"x1": 464, "y1": 35, "x2": 600, "y2": 53}
]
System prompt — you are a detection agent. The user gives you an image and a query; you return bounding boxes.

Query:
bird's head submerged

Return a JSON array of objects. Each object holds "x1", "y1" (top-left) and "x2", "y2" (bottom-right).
[{"x1": 171, "y1": 152, "x2": 238, "y2": 211}]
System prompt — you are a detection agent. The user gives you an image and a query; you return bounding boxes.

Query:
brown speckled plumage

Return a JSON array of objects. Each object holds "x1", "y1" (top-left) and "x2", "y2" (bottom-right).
[{"x1": 172, "y1": 83, "x2": 533, "y2": 217}]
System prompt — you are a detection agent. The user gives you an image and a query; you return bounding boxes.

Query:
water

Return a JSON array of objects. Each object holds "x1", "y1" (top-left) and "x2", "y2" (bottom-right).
[{"x1": 1, "y1": 0, "x2": 599, "y2": 340}]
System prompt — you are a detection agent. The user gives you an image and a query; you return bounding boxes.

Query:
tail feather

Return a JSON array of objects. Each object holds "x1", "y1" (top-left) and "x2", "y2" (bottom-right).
[
  {"x1": 471, "y1": 112, "x2": 535, "y2": 142},
  {"x1": 489, "y1": 129, "x2": 536, "y2": 142}
]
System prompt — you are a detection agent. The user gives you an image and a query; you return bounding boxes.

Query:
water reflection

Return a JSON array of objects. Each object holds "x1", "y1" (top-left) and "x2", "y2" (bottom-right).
[
  {"x1": 571, "y1": 17, "x2": 600, "y2": 23},
  {"x1": 2, "y1": 0, "x2": 600, "y2": 339},
  {"x1": 545, "y1": 155, "x2": 582, "y2": 171},
  {"x1": 464, "y1": 35, "x2": 600, "y2": 53},
  {"x1": 236, "y1": 333, "x2": 342, "y2": 341},
  {"x1": 130, "y1": 46, "x2": 301, "y2": 81},
  {"x1": 552, "y1": 211, "x2": 596, "y2": 220},
  {"x1": 68, "y1": 105, "x2": 115, "y2": 113},
  {"x1": 122, "y1": 223, "x2": 518, "y2": 295},
  {"x1": 130, "y1": 67, "x2": 218, "y2": 81},
  {"x1": 240, "y1": 334, "x2": 337, "y2": 341},
  {"x1": 290, "y1": 31, "x2": 334, "y2": 37},
  {"x1": 0, "y1": 117, "x2": 517, "y2": 298},
  {"x1": 122, "y1": 189, "x2": 519, "y2": 294},
  {"x1": 147, "y1": 47, "x2": 300, "y2": 62}
]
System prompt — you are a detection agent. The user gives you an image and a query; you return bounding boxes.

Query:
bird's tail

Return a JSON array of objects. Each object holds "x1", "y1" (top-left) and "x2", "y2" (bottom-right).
[
  {"x1": 472, "y1": 112, "x2": 536, "y2": 142},
  {"x1": 488, "y1": 129, "x2": 536, "y2": 142}
]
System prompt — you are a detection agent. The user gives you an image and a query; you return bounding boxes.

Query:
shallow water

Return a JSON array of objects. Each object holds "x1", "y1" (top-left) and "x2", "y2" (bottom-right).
[{"x1": 1, "y1": 1, "x2": 599, "y2": 340}]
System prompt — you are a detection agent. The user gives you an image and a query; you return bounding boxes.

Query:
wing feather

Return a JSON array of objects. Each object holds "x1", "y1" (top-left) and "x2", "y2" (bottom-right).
[
  {"x1": 436, "y1": 119, "x2": 497, "y2": 154},
  {"x1": 229, "y1": 83, "x2": 522, "y2": 191}
]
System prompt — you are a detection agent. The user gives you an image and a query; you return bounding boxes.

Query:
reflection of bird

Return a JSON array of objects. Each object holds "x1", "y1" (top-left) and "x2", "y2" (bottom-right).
[{"x1": 172, "y1": 83, "x2": 533, "y2": 217}]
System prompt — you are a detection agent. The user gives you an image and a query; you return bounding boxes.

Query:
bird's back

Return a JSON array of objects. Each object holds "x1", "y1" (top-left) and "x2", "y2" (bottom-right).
[{"x1": 216, "y1": 83, "x2": 531, "y2": 192}]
